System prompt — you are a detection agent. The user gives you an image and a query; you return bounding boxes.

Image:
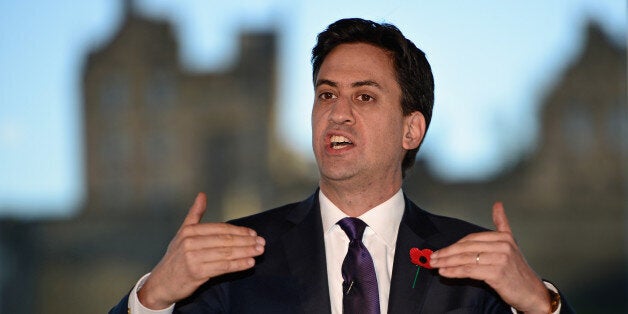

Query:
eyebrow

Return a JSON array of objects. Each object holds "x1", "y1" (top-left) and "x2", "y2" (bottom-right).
[
  {"x1": 315, "y1": 79, "x2": 383, "y2": 90},
  {"x1": 352, "y1": 80, "x2": 382, "y2": 89},
  {"x1": 315, "y1": 79, "x2": 337, "y2": 88}
]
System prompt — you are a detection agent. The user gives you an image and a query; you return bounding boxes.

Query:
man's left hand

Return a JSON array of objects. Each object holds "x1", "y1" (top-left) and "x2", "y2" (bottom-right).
[{"x1": 429, "y1": 202, "x2": 551, "y2": 313}]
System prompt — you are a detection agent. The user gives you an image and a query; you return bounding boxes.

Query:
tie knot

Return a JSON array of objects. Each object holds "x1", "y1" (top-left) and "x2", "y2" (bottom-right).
[{"x1": 338, "y1": 217, "x2": 368, "y2": 241}]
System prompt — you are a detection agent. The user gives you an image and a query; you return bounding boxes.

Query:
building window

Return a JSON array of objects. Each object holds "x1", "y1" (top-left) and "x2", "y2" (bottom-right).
[
  {"x1": 562, "y1": 103, "x2": 594, "y2": 154},
  {"x1": 605, "y1": 99, "x2": 628, "y2": 152},
  {"x1": 99, "y1": 71, "x2": 130, "y2": 114},
  {"x1": 144, "y1": 68, "x2": 176, "y2": 109}
]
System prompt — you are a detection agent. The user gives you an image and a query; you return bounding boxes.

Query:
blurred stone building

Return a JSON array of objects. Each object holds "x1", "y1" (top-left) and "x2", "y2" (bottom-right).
[
  {"x1": 2, "y1": 9, "x2": 316, "y2": 314},
  {"x1": 0, "y1": 8, "x2": 624, "y2": 314},
  {"x1": 82, "y1": 8, "x2": 315, "y2": 223}
]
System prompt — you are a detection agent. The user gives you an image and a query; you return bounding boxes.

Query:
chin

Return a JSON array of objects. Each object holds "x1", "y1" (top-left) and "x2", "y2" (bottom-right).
[{"x1": 319, "y1": 167, "x2": 361, "y2": 183}]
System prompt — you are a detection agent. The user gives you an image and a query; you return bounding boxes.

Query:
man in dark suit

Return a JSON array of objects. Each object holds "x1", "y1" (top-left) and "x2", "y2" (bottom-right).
[{"x1": 111, "y1": 18, "x2": 572, "y2": 313}]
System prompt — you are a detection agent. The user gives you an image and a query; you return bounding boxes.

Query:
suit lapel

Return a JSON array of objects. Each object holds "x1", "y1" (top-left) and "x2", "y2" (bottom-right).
[
  {"x1": 281, "y1": 192, "x2": 332, "y2": 314},
  {"x1": 388, "y1": 197, "x2": 441, "y2": 314}
]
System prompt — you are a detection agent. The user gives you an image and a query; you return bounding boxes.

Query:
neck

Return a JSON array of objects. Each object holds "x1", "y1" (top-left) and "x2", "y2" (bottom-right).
[{"x1": 319, "y1": 176, "x2": 402, "y2": 217}]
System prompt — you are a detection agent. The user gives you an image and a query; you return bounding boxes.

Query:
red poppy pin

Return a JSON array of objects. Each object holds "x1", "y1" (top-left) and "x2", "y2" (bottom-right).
[
  {"x1": 409, "y1": 248, "x2": 433, "y2": 269},
  {"x1": 409, "y1": 248, "x2": 433, "y2": 288}
]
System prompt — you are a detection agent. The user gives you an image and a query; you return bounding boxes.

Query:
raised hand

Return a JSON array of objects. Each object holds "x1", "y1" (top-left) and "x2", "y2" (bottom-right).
[
  {"x1": 430, "y1": 202, "x2": 551, "y2": 313},
  {"x1": 138, "y1": 193, "x2": 266, "y2": 310}
]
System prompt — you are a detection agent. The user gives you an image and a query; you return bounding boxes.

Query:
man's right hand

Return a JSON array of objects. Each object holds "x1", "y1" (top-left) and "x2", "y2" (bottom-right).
[{"x1": 137, "y1": 192, "x2": 266, "y2": 310}]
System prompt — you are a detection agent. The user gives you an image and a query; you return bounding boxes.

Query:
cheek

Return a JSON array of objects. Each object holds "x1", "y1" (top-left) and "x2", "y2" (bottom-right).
[
  {"x1": 374, "y1": 114, "x2": 404, "y2": 138},
  {"x1": 311, "y1": 106, "x2": 330, "y2": 131},
  {"x1": 371, "y1": 118, "x2": 406, "y2": 155},
  {"x1": 311, "y1": 112, "x2": 326, "y2": 149},
  {"x1": 311, "y1": 104, "x2": 322, "y2": 124}
]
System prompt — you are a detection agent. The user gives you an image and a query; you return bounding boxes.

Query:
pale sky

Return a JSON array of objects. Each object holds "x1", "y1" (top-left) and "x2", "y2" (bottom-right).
[{"x1": 0, "y1": 0, "x2": 625, "y2": 218}]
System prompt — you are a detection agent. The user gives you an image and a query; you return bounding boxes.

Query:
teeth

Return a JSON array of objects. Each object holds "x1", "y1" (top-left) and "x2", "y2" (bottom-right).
[
  {"x1": 330, "y1": 135, "x2": 351, "y2": 144},
  {"x1": 330, "y1": 135, "x2": 352, "y2": 149}
]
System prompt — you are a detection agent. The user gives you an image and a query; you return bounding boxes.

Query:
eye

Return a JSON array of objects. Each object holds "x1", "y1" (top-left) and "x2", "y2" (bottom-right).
[
  {"x1": 318, "y1": 92, "x2": 336, "y2": 100},
  {"x1": 357, "y1": 94, "x2": 374, "y2": 102}
]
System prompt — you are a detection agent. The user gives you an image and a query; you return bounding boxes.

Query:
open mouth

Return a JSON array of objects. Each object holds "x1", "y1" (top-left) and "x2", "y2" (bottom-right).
[{"x1": 330, "y1": 135, "x2": 353, "y2": 149}]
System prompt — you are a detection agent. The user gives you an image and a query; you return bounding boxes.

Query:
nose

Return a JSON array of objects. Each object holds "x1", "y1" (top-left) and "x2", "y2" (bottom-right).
[{"x1": 329, "y1": 96, "x2": 354, "y2": 125}]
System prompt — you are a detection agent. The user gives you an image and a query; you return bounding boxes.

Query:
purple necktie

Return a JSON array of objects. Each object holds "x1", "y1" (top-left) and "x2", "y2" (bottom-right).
[{"x1": 338, "y1": 217, "x2": 380, "y2": 314}]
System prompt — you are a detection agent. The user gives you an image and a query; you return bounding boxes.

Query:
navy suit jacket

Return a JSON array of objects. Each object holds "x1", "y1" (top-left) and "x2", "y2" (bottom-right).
[{"x1": 110, "y1": 191, "x2": 574, "y2": 313}]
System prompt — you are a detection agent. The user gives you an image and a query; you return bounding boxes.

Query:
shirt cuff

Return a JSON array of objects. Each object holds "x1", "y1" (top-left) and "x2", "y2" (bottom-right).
[
  {"x1": 128, "y1": 273, "x2": 175, "y2": 314},
  {"x1": 544, "y1": 281, "x2": 561, "y2": 314},
  {"x1": 509, "y1": 281, "x2": 561, "y2": 314}
]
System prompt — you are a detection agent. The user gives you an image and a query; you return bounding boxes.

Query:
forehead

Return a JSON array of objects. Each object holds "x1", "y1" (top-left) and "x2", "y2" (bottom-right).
[{"x1": 316, "y1": 43, "x2": 397, "y2": 87}]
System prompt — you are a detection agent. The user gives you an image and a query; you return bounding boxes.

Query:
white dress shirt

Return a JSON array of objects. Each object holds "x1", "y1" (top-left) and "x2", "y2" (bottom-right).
[{"x1": 319, "y1": 189, "x2": 405, "y2": 314}]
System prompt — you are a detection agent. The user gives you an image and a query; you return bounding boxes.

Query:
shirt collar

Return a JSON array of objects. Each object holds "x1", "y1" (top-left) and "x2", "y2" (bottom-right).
[{"x1": 319, "y1": 189, "x2": 405, "y2": 249}]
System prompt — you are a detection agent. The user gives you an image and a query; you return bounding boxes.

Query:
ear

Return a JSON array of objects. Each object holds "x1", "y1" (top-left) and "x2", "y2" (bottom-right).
[{"x1": 402, "y1": 111, "x2": 426, "y2": 150}]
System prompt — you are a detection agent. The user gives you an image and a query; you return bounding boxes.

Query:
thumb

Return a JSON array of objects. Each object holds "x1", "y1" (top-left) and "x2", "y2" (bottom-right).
[
  {"x1": 492, "y1": 201, "x2": 512, "y2": 233},
  {"x1": 182, "y1": 192, "x2": 207, "y2": 226}
]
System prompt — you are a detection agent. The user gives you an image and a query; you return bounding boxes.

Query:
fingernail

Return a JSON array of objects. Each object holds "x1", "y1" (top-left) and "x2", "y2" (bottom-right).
[
  {"x1": 431, "y1": 251, "x2": 439, "y2": 258},
  {"x1": 249, "y1": 229, "x2": 257, "y2": 236},
  {"x1": 256, "y1": 236, "x2": 266, "y2": 245},
  {"x1": 255, "y1": 244, "x2": 264, "y2": 252}
]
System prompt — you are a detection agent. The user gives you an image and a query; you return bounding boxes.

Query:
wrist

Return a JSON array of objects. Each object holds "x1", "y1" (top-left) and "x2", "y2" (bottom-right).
[
  {"x1": 137, "y1": 278, "x2": 174, "y2": 310},
  {"x1": 517, "y1": 281, "x2": 551, "y2": 314},
  {"x1": 518, "y1": 282, "x2": 560, "y2": 314}
]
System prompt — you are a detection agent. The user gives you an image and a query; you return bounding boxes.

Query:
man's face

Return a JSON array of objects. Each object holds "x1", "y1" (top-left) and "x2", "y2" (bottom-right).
[{"x1": 312, "y1": 43, "x2": 419, "y2": 189}]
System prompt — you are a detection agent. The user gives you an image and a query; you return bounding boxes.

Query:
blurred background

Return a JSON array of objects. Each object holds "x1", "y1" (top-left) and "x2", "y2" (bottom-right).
[{"x1": 0, "y1": 0, "x2": 625, "y2": 313}]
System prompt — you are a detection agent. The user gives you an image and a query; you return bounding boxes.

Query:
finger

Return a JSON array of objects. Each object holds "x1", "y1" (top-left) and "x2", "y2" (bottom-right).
[
  {"x1": 181, "y1": 222, "x2": 258, "y2": 237},
  {"x1": 182, "y1": 193, "x2": 208, "y2": 226},
  {"x1": 431, "y1": 250, "x2": 507, "y2": 268},
  {"x1": 179, "y1": 233, "x2": 265, "y2": 251},
  {"x1": 437, "y1": 264, "x2": 501, "y2": 282},
  {"x1": 430, "y1": 251, "x2": 478, "y2": 268},
  {"x1": 202, "y1": 257, "x2": 259, "y2": 278},
  {"x1": 492, "y1": 201, "x2": 512, "y2": 233},
  {"x1": 432, "y1": 234, "x2": 513, "y2": 260},
  {"x1": 189, "y1": 243, "x2": 266, "y2": 264}
]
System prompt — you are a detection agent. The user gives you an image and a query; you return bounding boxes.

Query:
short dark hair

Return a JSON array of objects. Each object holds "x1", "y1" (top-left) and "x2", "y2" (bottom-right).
[{"x1": 312, "y1": 18, "x2": 434, "y2": 176}]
